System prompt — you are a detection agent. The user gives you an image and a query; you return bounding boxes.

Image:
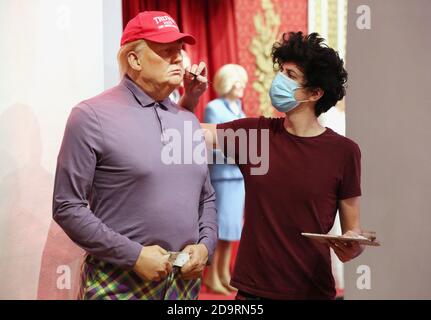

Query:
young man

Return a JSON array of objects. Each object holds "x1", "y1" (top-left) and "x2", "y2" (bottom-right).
[{"x1": 187, "y1": 32, "x2": 365, "y2": 299}]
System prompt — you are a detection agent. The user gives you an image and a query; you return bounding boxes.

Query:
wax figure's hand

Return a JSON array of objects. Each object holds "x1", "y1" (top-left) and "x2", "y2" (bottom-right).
[
  {"x1": 327, "y1": 230, "x2": 365, "y2": 263},
  {"x1": 180, "y1": 243, "x2": 208, "y2": 280},
  {"x1": 180, "y1": 62, "x2": 208, "y2": 112},
  {"x1": 133, "y1": 245, "x2": 172, "y2": 281}
]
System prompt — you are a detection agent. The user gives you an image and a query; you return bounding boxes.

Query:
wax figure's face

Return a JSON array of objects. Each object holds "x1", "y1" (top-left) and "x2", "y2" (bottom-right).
[
  {"x1": 136, "y1": 40, "x2": 184, "y2": 89},
  {"x1": 181, "y1": 50, "x2": 191, "y2": 71},
  {"x1": 228, "y1": 81, "x2": 246, "y2": 99}
]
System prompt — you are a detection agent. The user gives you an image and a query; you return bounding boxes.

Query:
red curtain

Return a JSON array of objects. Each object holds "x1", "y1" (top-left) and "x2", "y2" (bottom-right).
[{"x1": 122, "y1": 0, "x2": 239, "y2": 121}]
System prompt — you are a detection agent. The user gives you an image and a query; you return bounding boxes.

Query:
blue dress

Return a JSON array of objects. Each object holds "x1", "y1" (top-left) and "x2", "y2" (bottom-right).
[{"x1": 204, "y1": 99, "x2": 246, "y2": 241}]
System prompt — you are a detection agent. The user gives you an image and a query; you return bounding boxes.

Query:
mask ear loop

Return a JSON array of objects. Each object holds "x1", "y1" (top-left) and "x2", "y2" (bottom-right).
[{"x1": 293, "y1": 86, "x2": 312, "y2": 104}]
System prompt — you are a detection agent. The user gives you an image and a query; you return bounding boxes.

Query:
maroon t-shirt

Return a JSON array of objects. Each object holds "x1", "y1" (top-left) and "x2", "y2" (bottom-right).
[{"x1": 217, "y1": 117, "x2": 361, "y2": 299}]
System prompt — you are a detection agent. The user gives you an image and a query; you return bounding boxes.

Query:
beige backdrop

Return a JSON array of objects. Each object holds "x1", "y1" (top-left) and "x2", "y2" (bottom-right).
[
  {"x1": 0, "y1": 0, "x2": 122, "y2": 299},
  {"x1": 345, "y1": 0, "x2": 431, "y2": 299}
]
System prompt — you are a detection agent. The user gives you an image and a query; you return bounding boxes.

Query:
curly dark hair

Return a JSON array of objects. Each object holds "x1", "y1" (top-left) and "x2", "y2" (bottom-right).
[{"x1": 271, "y1": 32, "x2": 348, "y2": 117}]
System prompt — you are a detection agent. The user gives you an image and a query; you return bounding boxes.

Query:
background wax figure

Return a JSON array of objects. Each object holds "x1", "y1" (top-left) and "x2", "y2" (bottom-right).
[{"x1": 204, "y1": 64, "x2": 248, "y2": 295}]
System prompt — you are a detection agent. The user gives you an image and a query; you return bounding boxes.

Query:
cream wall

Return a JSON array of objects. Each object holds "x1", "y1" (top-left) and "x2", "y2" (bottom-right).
[
  {"x1": 0, "y1": 0, "x2": 122, "y2": 299},
  {"x1": 345, "y1": 0, "x2": 431, "y2": 299}
]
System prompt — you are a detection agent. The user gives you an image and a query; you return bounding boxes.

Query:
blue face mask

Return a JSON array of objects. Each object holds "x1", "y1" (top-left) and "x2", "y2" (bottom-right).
[{"x1": 269, "y1": 72, "x2": 310, "y2": 113}]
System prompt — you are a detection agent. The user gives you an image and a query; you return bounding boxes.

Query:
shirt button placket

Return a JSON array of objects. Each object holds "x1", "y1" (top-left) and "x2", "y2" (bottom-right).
[{"x1": 155, "y1": 103, "x2": 168, "y2": 145}]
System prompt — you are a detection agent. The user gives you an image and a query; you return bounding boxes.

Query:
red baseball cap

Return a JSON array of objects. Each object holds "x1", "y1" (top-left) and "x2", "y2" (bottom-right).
[{"x1": 121, "y1": 11, "x2": 196, "y2": 46}]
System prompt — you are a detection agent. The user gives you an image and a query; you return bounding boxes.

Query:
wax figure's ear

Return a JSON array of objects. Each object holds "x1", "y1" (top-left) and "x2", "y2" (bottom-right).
[{"x1": 127, "y1": 51, "x2": 142, "y2": 71}]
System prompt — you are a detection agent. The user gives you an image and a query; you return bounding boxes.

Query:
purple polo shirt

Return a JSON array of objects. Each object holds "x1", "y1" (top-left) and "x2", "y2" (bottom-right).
[{"x1": 52, "y1": 76, "x2": 218, "y2": 269}]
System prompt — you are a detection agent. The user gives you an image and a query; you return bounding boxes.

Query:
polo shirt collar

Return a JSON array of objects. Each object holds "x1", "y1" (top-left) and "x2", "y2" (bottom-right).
[{"x1": 121, "y1": 75, "x2": 173, "y2": 110}]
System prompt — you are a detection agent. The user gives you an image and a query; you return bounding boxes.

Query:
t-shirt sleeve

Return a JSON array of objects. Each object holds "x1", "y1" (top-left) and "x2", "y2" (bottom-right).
[
  {"x1": 216, "y1": 117, "x2": 262, "y2": 165},
  {"x1": 338, "y1": 142, "x2": 362, "y2": 200}
]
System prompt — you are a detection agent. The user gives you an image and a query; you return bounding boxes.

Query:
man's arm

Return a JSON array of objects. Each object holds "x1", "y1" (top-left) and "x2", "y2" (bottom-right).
[
  {"x1": 53, "y1": 104, "x2": 143, "y2": 269},
  {"x1": 197, "y1": 170, "x2": 218, "y2": 258},
  {"x1": 327, "y1": 197, "x2": 365, "y2": 262},
  {"x1": 339, "y1": 196, "x2": 362, "y2": 234},
  {"x1": 326, "y1": 141, "x2": 364, "y2": 262},
  {"x1": 202, "y1": 123, "x2": 218, "y2": 149},
  {"x1": 177, "y1": 61, "x2": 220, "y2": 149},
  {"x1": 181, "y1": 171, "x2": 218, "y2": 279},
  {"x1": 179, "y1": 61, "x2": 208, "y2": 112}
]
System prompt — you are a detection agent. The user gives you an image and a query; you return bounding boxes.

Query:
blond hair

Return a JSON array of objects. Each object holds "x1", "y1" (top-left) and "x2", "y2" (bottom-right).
[
  {"x1": 117, "y1": 39, "x2": 147, "y2": 78},
  {"x1": 213, "y1": 64, "x2": 248, "y2": 97}
]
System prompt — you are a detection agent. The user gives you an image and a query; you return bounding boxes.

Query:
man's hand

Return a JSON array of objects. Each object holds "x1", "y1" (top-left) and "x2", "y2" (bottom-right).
[
  {"x1": 180, "y1": 243, "x2": 208, "y2": 280},
  {"x1": 327, "y1": 230, "x2": 365, "y2": 263},
  {"x1": 180, "y1": 62, "x2": 208, "y2": 112},
  {"x1": 133, "y1": 245, "x2": 172, "y2": 281}
]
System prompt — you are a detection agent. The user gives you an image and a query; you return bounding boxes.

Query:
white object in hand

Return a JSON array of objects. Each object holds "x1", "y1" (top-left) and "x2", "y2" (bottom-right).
[{"x1": 168, "y1": 252, "x2": 190, "y2": 267}]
